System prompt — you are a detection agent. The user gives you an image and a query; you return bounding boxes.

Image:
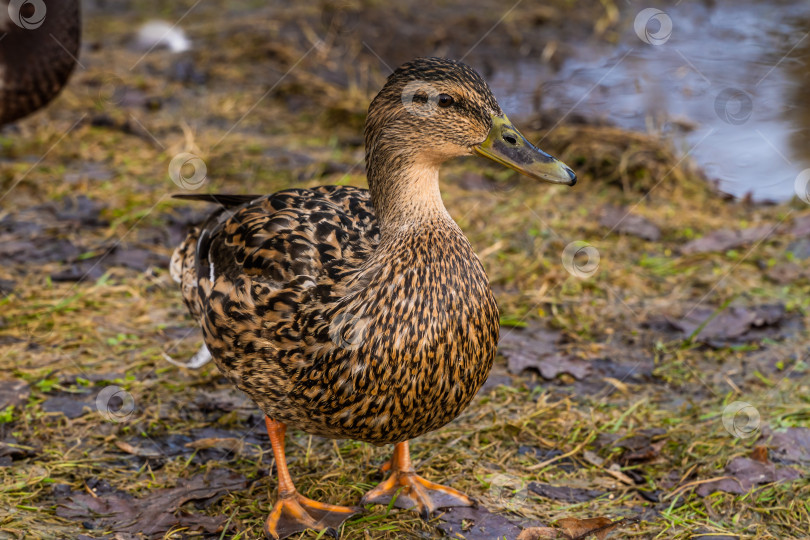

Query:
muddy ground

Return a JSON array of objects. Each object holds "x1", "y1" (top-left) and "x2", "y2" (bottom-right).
[{"x1": 1, "y1": 0, "x2": 809, "y2": 539}]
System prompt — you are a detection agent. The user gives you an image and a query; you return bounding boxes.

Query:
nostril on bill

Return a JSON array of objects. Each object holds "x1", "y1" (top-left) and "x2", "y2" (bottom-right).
[{"x1": 502, "y1": 132, "x2": 517, "y2": 145}]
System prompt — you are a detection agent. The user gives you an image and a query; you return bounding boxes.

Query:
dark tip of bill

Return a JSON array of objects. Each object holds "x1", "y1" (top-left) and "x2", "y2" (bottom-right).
[{"x1": 566, "y1": 167, "x2": 577, "y2": 186}]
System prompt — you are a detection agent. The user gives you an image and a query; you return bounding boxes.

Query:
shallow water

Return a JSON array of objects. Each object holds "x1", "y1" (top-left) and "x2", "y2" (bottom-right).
[{"x1": 492, "y1": 0, "x2": 810, "y2": 202}]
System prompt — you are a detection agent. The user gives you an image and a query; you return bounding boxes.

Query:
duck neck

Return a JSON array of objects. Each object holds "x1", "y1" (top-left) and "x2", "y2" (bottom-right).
[{"x1": 366, "y1": 144, "x2": 453, "y2": 235}]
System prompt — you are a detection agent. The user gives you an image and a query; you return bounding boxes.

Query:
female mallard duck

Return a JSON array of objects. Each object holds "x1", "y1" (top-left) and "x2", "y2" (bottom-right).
[
  {"x1": 171, "y1": 57, "x2": 575, "y2": 539},
  {"x1": 0, "y1": 0, "x2": 80, "y2": 125}
]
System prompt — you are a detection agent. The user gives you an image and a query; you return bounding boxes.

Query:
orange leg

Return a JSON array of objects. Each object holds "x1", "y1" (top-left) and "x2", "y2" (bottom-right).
[
  {"x1": 263, "y1": 417, "x2": 361, "y2": 539},
  {"x1": 360, "y1": 441, "x2": 475, "y2": 519}
]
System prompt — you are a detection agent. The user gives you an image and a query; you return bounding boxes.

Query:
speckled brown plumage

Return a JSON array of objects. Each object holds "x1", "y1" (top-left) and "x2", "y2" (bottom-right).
[
  {"x1": 171, "y1": 58, "x2": 502, "y2": 446},
  {"x1": 173, "y1": 57, "x2": 578, "y2": 538},
  {"x1": 0, "y1": 0, "x2": 81, "y2": 125}
]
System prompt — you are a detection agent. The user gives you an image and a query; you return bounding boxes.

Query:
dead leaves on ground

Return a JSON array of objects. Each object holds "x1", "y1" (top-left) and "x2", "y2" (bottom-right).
[
  {"x1": 55, "y1": 469, "x2": 247, "y2": 536},
  {"x1": 598, "y1": 208, "x2": 810, "y2": 257},
  {"x1": 694, "y1": 456, "x2": 801, "y2": 496},
  {"x1": 438, "y1": 505, "x2": 525, "y2": 540},
  {"x1": 599, "y1": 205, "x2": 661, "y2": 241},
  {"x1": 680, "y1": 225, "x2": 776, "y2": 255},
  {"x1": 762, "y1": 426, "x2": 810, "y2": 464},
  {"x1": 681, "y1": 427, "x2": 810, "y2": 498},
  {"x1": 663, "y1": 303, "x2": 798, "y2": 346},
  {"x1": 517, "y1": 516, "x2": 639, "y2": 540},
  {"x1": 498, "y1": 324, "x2": 590, "y2": 380},
  {"x1": 439, "y1": 506, "x2": 638, "y2": 540}
]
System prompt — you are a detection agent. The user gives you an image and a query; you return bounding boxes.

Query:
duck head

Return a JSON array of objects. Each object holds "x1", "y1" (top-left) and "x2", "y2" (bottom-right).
[{"x1": 364, "y1": 57, "x2": 576, "y2": 187}]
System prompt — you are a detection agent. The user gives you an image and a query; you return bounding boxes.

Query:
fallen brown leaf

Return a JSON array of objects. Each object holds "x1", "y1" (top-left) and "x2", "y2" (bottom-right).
[
  {"x1": 518, "y1": 527, "x2": 560, "y2": 539},
  {"x1": 498, "y1": 325, "x2": 590, "y2": 380},
  {"x1": 56, "y1": 469, "x2": 247, "y2": 537},
  {"x1": 599, "y1": 205, "x2": 661, "y2": 241},
  {"x1": 695, "y1": 457, "x2": 801, "y2": 496},
  {"x1": 750, "y1": 445, "x2": 769, "y2": 464},
  {"x1": 437, "y1": 505, "x2": 525, "y2": 540},
  {"x1": 41, "y1": 395, "x2": 92, "y2": 419},
  {"x1": 666, "y1": 304, "x2": 786, "y2": 344},
  {"x1": 556, "y1": 516, "x2": 635, "y2": 540},
  {"x1": 680, "y1": 225, "x2": 776, "y2": 254},
  {"x1": 760, "y1": 426, "x2": 810, "y2": 464},
  {"x1": 621, "y1": 439, "x2": 666, "y2": 464},
  {"x1": 498, "y1": 324, "x2": 561, "y2": 374}
]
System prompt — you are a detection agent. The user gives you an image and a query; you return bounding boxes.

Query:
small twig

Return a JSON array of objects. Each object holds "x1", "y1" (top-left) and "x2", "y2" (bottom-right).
[
  {"x1": 664, "y1": 476, "x2": 735, "y2": 501},
  {"x1": 83, "y1": 481, "x2": 98, "y2": 499},
  {"x1": 527, "y1": 431, "x2": 596, "y2": 471}
]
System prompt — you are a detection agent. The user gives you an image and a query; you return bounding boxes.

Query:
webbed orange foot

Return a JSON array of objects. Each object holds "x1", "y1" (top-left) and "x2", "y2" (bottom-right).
[
  {"x1": 264, "y1": 492, "x2": 361, "y2": 539},
  {"x1": 361, "y1": 441, "x2": 475, "y2": 519},
  {"x1": 263, "y1": 417, "x2": 362, "y2": 539}
]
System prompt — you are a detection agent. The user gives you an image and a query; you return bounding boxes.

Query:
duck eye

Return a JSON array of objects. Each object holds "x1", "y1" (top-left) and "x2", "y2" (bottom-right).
[{"x1": 437, "y1": 94, "x2": 454, "y2": 108}]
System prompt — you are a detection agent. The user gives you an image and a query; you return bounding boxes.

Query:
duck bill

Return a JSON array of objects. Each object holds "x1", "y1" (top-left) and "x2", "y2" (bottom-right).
[{"x1": 473, "y1": 114, "x2": 576, "y2": 185}]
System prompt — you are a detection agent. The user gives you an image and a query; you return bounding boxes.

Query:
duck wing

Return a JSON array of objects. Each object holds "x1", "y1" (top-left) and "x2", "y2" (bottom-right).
[{"x1": 170, "y1": 185, "x2": 380, "y2": 419}]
